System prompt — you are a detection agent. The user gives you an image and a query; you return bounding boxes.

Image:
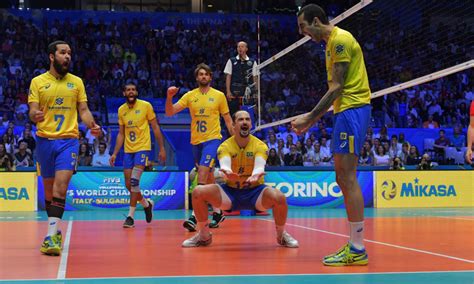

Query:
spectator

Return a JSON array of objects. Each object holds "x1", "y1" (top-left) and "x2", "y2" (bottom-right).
[
  {"x1": 284, "y1": 144, "x2": 303, "y2": 166},
  {"x1": 78, "y1": 143, "x2": 92, "y2": 166},
  {"x1": 92, "y1": 142, "x2": 111, "y2": 167},
  {"x1": 267, "y1": 133, "x2": 278, "y2": 150},
  {"x1": 267, "y1": 148, "x2": 282, "y2": 166},
  {"x1": 388, "y1": 135, "x2": 401, "y2": 159},
  {"x1": 450, "y1": 125, "x2": 465, "y2": 149},
  {"x1": 373, "y1": 145, "x2": 390, "y2": 166},
  {"x1": 390, "y1": 157, "x2": 404, "y2": 170},
  {"x1": 417, "y1": 153, "x2": 434, "y2": 170},
  {"x1": 319, "y1": 137, "x2": 332, "y2": 165},
  {"x1": 423, "y1": 115, "x2": 440, "y2": 129},
  {"x1": 406, "y1": 145, "x2": 421, "y2": 165},
  {"x1": 14, "y1": 141, "x2": 33, "y2": 167},
  {"x1": 399, "y1": 142, "x2": 410, "y2": 164},
  {"x1": 358, "y1": 147, "x2": 373, "y2": 166},
  {"x1": 434, "y1": 129, "x2": 450, "y2": 163},
  {"x1": 18, "y1": 128, "x2": 36, "y2": 153},
  {"x1": 0, "y1": 143, "x2": 14, "y2": 171}
]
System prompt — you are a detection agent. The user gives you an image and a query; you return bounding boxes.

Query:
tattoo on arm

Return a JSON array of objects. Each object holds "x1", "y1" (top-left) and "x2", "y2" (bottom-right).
[{"x1": 308, "y1": 62, "x2": 348, "y2": 121}]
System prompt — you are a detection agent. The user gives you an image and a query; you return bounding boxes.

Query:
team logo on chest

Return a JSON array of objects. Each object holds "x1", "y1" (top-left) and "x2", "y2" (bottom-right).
[
  {"x1": 55, "y1": 97, "x2": 64, "y2": 105},
  {"x1": 209, "y1": 98, "x2": 214, "y2": 102},
  {"x1": 67, "y1": 82, "x2": 74, "y2": 89}
]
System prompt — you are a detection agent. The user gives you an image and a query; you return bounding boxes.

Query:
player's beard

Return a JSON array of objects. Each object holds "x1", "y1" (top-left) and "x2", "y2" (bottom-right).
[
  {"x1": 197, "y1": 78, "x2": 210, "y2": 88},
  {"x1": 53, "y1": 58, "x2": 69, "y2": 76},
  {"x1": 127, "y1": 95, "x2": 137, "y2": 104},
  {"x1": 240, "y1": 125, "x2": 250, "y2": 137}
]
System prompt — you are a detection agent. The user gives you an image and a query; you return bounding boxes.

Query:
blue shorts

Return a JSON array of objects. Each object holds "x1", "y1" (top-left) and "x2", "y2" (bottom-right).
[
  {"x1": 123, "y1": 151, "x2": 150, "y2": 169},
  {"x1": 192, "y1": 139, "x2": 220, "y2": 168},
  {"x1": 331, "y1": 104, "x2": 371, "y2": 156},
  {"x1": 36, "y1": 137, "x2": 79, "y2": 178},
  {"x1": 219, "y1": 184, "x2": 267, "y2": 211}
]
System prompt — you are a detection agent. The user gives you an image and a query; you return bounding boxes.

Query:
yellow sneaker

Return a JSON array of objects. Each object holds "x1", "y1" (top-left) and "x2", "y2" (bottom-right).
[
  {"x1": 323, "y1": 243, "x2": 368, "y2": 266},
  {"x1": 40, "y1": 236, "x2": 61, "y2": 256}
]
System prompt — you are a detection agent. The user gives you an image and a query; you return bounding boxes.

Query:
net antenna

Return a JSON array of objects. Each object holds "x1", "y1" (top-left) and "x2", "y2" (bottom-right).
[{"x1": 253, "y1": 0, "x2": 474, "y2": 132}]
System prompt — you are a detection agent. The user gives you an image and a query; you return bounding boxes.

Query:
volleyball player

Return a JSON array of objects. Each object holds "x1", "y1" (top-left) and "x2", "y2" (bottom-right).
[
  {"x1": 182, "y1": 110, "x2": 298, "y2": 248},
  {"x1": 166, "y1": 63, "x2": 234, "y2": 231},
  {"x1": 465, "y1": 100, "x2": 474, "y2": 163},
  {"x1": 292, "y1": 4, "x2": 370, "y2": 266},
  {"x1": 29, "y1": 40, "x2": 101, "y2": 255},
  {"x1": 110, "y1": 83, "x2": 166, "y2": 228}
]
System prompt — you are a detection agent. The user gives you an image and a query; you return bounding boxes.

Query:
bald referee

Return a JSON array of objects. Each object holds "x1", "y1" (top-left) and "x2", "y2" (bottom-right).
[{"x1": 292, "y1": 4, "x2": 370, "y2": 266}]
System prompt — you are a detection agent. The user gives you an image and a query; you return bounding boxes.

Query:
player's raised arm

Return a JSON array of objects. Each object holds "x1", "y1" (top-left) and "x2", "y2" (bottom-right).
[{"x1": 165, "y1": 86, "x2": 185, "y2": 116}]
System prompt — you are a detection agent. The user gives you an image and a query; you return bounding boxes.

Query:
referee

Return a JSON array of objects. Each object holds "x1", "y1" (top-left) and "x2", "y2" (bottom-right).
[{"x1": 224, "y1": 41, "x2": 258, "y2": 117}]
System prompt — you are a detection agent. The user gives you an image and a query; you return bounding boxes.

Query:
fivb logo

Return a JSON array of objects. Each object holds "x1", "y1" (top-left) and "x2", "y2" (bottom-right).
[{"x1": 266, "y1": 182, "x2": 342, "y2": 198}]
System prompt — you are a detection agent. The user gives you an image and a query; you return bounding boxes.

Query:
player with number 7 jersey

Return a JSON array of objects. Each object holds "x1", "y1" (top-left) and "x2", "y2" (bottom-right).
[{"x1": 29, "y1": 40, "x2": 101, "y2": 256}]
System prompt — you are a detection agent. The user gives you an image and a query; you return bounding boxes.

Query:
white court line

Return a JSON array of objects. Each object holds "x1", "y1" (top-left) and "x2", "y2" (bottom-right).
[
  {"x1": 258, "y1": 219, "x2": 474, "y2": 264},
  {"x1": 57, "y1": 217, "x2": 74, "y2": 279},
  {"x1": 435, "y1": 216, "x2": 474, "y2": 221},
  {"x1": 2, "y1": 270, "x2": 473, "y2": 282}
]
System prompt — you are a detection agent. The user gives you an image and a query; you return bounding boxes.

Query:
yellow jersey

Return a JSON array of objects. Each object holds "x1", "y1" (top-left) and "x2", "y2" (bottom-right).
[
  {"x1": 177, "y1": 87, "x2": 229, "y2": 145},
  {"x1": 326, "y1": 27, "x2": 371, "y2": 113},
  {"x1": 217, "y1": 135, "x2": 268, "y2": 189},
  {"x1": 118, "y1": 99, "x2": 156, "y2": 153},
  {"x1": 28, "y1": 72, "x2": 87, "y2": 139}
]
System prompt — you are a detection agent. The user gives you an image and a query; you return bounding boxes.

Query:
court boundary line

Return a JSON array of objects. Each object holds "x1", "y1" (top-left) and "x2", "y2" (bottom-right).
[
  {"x1": 57, "y1": 217, "x2": 73, "y2": 279},
  {"x1": 1, "y1": 270, "x2": 472, "y2": 282},
  {"x1": 258, "y1": 219, "x2": 474, "y2": 264},
  {"x1": 434, "y1": 216, "x2": 474, "y2": 221}
]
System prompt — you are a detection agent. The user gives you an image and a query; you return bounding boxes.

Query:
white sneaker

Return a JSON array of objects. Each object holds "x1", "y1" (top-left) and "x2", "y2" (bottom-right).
[
  {"x1": 277, "y1": 231, "x2": 299, "y2": 248},
  {"x1": 182, "y1": 232, "x2": 212, "y2": 247}
]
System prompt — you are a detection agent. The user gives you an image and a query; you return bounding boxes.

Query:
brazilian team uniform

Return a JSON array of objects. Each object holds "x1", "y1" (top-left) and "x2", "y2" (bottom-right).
[
  {"x1": 118, "y1": 99, "x2": 156, "y2": 168},
  {"x1": 327, "y1": 27, "x2": 371, "y2": 157},
  {"x1": 217, "y1": 135, "x2": 269, "y2": 211},
  {"x1": 177, "y1": 87, "x2": 229, "y2": 167},
  {"x1": 324, "y1": 27, "x2": 370, "y2": 266},
  {"x1": 28, "y1": 72, "x2": 86, "y2": 178}
]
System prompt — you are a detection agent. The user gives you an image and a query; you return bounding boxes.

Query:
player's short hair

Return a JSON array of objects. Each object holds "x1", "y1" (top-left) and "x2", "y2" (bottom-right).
[
  {"x1": 99, "y1": 142, "x2": 107, "y2": 149},
  {"x1": 47, "y1": 40, "x2": 69, "y2": 55},
  {"x1": 297, "y1": 4, "x2": 329, "y2": 25},
  {"x1": 123, "y1": 83, "x2": 137, "y2": 91},
  {"x1": 232, "y1": 110, "x2": 249, "y2": 122},
  {"x1": 194, "y1": 63, "x2": 212, "y2": 78}
]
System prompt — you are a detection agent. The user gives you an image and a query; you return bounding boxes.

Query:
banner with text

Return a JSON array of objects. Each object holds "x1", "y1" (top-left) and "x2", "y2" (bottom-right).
[
  {"x1": 0, "y1": 172, "x2": 37, "y2": 211},
  {"x1": 265, "y1": 171, "x2": 373, "y2": 208},
  {"x1": 375, "y1": 171, "x2": 474, "y2": 208},
  {"x1": 38, "y1": 171, "x2": 186, "y2": 210}
]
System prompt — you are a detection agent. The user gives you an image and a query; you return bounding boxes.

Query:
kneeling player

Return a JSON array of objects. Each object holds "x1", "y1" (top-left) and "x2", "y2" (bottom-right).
[{"x1": 182, "y1": 111, "x2": 298, "y2": 248}]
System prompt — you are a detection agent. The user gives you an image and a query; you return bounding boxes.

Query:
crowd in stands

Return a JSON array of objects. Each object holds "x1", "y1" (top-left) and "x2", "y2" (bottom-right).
[
  {"x1": 0, "y1": 8, "x2": 472, "y2": 171},
  {"x1": 260, "y1": 122, "x2": 471, "y2": 169}
]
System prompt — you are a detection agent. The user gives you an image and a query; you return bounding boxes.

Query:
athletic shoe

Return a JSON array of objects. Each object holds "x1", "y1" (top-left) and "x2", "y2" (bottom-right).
[
  {"x1": 123, "y1": 216, "x2": 135, "y2": 228},
  {"x1": 323, "y1": 243, "x2": 368, "y2": 266},
  {"x1": 40, "y1": 236, "x2": 61, "y2": 256},
  {"x1": 209, "y1": 211, "x2": 225, "y2": 228},
  {"x1": 277, "y1": 231, "x2": 299, "y2": 248},
  {"x1": 55, "y1": 230, "x2": 62, "y2": 248},
  {"x1": 183, "y1": 215, "x2": 197, "y2": 232},
  {"x1": 144, "y1": 199, "x2": 154, "y2": 223},
  {"x1": 182, "y1": 232, "x2": 212, "y2": 247}
]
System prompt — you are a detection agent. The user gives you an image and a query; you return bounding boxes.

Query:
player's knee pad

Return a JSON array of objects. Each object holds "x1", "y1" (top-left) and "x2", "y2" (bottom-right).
[
  {"x1": 130, "y1": 167, "x2": 144, "y2": 193},
  {"x1": 130, "y1": 178, "x2": 140, "y2": 192}
]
